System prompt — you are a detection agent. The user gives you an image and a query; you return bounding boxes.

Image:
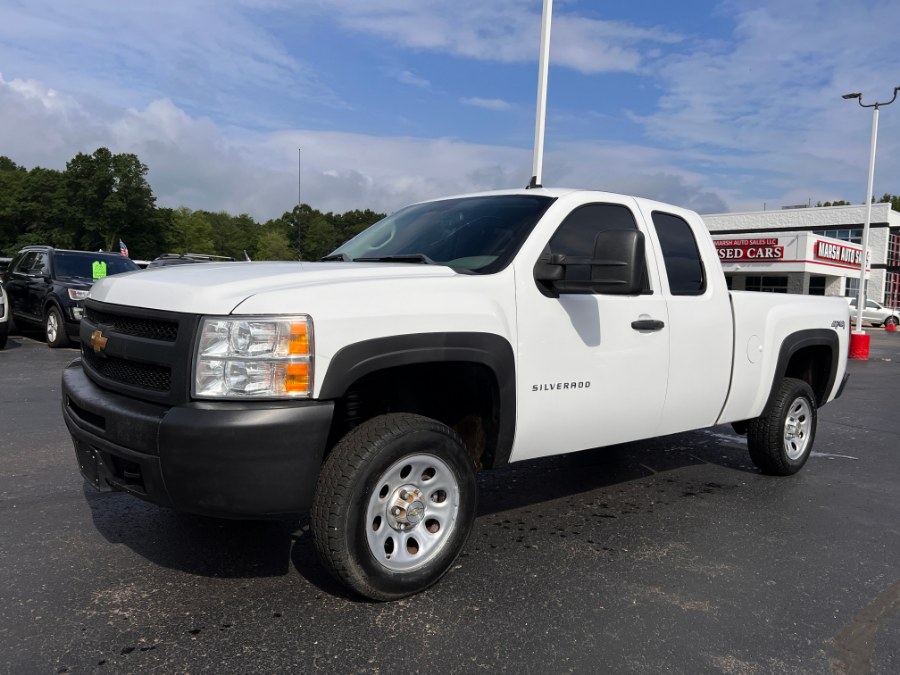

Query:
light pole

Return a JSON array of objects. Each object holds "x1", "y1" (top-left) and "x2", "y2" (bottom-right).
[
  {"x1": 297, "y1": 148, "x2": 303, "y2": 260},
  {"x1": 528, "y1": 0, "x2": 553, "y2": 189},
  {"x1": 842, "y1": 86, "x2": 900, "y2": 359}
]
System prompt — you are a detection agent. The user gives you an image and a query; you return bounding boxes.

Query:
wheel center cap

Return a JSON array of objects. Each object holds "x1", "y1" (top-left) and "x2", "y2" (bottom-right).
[{"x1": 388, "y1": 485, "x2": 426, "y2": 530}]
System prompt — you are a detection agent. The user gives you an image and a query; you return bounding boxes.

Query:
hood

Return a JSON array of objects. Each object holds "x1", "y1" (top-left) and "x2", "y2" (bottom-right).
[{"x1": 88, "y1": 262, "x2": 460, "y2": 314}]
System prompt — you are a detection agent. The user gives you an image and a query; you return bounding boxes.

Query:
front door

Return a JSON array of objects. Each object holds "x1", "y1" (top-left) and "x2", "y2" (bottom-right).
[{"x1": 510, "y1": 197, "x2": 670, "y2": 462}]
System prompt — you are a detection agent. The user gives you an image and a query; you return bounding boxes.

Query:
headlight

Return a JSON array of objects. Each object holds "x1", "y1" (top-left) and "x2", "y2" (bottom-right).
[
  {"x1": 193, "y1": 315, "x2": 313, "y2": 399},
  {"x1": 68, "y1": 289, "x2": 90, "y2": 301}
]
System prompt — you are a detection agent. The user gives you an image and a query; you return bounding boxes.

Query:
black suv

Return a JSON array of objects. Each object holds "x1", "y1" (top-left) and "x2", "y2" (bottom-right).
[{"x1": 2, "y1": 246, "x2": 139, "y2": 347}]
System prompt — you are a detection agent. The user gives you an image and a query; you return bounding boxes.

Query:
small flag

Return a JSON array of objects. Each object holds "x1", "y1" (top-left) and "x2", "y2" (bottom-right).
[
  {"x1": 119, "y1": 239, "x2": 129, "y2": 257},
  {"x1": 243, "y1": 250, "x2": 252, "y2": 262}
]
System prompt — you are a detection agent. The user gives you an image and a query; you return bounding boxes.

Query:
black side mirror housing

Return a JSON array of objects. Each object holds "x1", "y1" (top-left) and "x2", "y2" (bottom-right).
[{"x1": 533, "y1": 230, "x2": 646, "y2": 296}]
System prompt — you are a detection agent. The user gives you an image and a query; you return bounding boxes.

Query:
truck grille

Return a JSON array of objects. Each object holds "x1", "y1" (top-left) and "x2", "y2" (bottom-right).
[
  {"x1": 86, "y1": 307, "x2": 178, "y2": 341},
  {"x1": 82, "y1": 351, "x2": 172, "y2": 391},
  {"x1": 80, "y1": 300, "x2": 200, "y2": 405}
]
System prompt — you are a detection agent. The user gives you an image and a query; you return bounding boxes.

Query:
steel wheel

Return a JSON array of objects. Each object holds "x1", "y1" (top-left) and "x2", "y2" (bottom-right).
[
  {"x1": 782, "y1": 396, "x2": 812, "y2": 460},
  {"x1": 312, "y1": 413, "x2": 477, "y2": 600},
  {"x1": 885, "y1": 316, "x2": 899, "y2": 327},
  {"x1": 365, "y1": 453, "x2": 460, "y2": 573},
  {"x1": 747, "y1": 377, "x2": 817, "y2": 476}
]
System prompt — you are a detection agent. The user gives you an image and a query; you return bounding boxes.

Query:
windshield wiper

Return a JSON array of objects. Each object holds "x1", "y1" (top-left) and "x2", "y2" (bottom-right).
[
  {"x1": 320, "y1": 252, "x2": 351, "y2": 262},
  {"x1": 354, "y1": 254, "x2": 437, "y2": 265}
]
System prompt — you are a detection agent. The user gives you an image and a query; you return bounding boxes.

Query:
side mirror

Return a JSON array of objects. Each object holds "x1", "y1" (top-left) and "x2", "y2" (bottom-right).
[
  {"x1": 534, "y1": 230, "x2": 646, "y2": 296},
  {"x1": 583, "y1": 229, "x2": 646, "y2": 295}
]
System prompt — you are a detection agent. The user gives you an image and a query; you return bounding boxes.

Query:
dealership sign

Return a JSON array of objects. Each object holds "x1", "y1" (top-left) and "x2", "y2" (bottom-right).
[
  {"x1": 715, "y1": 238, "x2": 784, "y2": 260},
  {"x1": 814, "y1": 240, "x2": 863, "y2": 266}
]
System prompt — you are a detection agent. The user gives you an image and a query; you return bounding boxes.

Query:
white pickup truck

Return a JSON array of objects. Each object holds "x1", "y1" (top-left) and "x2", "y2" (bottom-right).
[{"x1": 61, "y1": 188, "x2": 850, "y2": 600}]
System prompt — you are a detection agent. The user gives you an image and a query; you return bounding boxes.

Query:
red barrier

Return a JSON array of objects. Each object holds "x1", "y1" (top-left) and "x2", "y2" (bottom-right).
[
  {"x1": 849, "y1": 332, "x2": 870, "y2": 360},
  {"x1": 886, "y1": 322, "x2": 897, "y2": 332}
]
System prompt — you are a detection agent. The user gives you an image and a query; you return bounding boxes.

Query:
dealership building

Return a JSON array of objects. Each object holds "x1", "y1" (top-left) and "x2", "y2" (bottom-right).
[{"x1": 702, "y1": 203, "x2": 900, "y2": 308}]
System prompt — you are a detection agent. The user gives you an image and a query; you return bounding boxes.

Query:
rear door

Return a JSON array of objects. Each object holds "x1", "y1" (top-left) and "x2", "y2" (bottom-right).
[{"x1": 637, "y1": 204, "x2": 734, "y2": 434}]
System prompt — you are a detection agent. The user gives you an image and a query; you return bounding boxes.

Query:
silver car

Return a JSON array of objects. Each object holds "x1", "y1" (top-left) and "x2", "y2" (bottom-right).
[{"x1": 847, "y1": 297, "x2": 900, "y2": 327}]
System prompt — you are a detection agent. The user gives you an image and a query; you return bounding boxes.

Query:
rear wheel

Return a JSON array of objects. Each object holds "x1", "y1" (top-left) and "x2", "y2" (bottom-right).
[
  {"x1": 747, "y1": 377, "x2": 817, "y2": 475},
  {"x1": 311, "y1": 413, "x2": 477, "y2": 601},
  {"x1": 45, "y1": 306, "x2": 69, "y2": 348},
  {"x1": 884, "y1": 316, "x2": 899, "y2": 327}
]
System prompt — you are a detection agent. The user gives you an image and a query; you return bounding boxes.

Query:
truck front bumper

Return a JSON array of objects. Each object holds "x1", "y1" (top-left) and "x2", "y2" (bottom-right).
[{"x1": 61, "y1": 360, "x2": 334, "y2": 519}]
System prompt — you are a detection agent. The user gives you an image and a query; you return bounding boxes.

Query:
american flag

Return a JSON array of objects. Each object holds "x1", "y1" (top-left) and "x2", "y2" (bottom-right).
[{"x1": 119, "y1": 239, "x2": 129, "y2": 257}]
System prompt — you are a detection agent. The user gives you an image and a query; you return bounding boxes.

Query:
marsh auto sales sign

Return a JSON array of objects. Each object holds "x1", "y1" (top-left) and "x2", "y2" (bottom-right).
[
  {"x1": 814, "y1": 240, "x2": 863, "y2": 266},
  {"x1": 715, "y1": 238, "x2": 784, "y2": 260}
]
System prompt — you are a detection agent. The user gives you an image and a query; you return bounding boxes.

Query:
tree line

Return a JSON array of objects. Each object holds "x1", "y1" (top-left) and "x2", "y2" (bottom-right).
[{"x1": 0, "y1": 148, "x2": 384, "y2": 261}]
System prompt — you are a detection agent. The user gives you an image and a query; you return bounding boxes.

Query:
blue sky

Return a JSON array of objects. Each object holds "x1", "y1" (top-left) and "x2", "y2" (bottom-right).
[{"x1": 1, "y1": 0, "x2": 899, "y2": 221}]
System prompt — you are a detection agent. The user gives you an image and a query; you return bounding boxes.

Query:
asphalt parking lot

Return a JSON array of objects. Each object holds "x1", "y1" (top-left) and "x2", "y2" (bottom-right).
[{"x1": 1, "y1": 330, "x2": 898, "y2": 674}]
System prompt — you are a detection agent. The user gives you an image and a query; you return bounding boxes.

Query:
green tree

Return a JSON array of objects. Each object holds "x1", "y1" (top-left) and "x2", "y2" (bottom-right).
[
  {"x1": 878, "y1": 194, "x2": 900, "y2": 211},
  {"x1": 66, "y1": 148, "x2": 156, "y2": 252},
  {"x1": 254, "y1": 228, "x2": 294, "y2": 260},
  {"x1": 164, "y1": 207, "x2": 216, "y2": 253}
]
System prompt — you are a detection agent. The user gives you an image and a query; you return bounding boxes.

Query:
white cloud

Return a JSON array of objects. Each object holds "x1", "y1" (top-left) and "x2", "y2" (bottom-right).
[
  {"x1": 313, "y1": 0, "x2": 681, "y2": 74},
  {"x1": 0, "y1": 75, "x2": 725, "y2": 220},
  {"x1": 384, "y1": 69, "x2": 431, "y2": 88},
  {"x1": 632, "y1": 0, "x2": 900, "y2": 206},
  {"x1": 461, "y1": 97, "x2": 511, "y2": 111}
]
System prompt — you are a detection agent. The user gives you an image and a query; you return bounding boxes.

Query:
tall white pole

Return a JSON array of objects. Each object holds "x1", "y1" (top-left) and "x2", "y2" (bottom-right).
[
  {"x1": 853, "y1": 106, "x2": 879, "y2": 334},
  {"x1": 529, "y1": 0, "x2": 553, "y2": 189}
]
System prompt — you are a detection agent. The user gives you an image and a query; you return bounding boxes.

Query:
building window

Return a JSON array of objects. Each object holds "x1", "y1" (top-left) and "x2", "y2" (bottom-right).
[
  {"x1": 745, "y1": 276, "x2": 788, "y2": 293},
  {"x1": 845, "y1": 277, "x2": 860, "y2": 298},
  {"x1": 808, "y1": 276, "x2": 826, "y2": 296},
  {"x1": 813, "y1": 228, "x2": 862, "y2": 244},
  {"x1": 887, "y1": 272, "x2": 900, "y2": 309}
]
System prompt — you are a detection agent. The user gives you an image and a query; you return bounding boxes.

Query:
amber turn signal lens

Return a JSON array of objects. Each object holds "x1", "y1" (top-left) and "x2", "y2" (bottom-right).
[
  {"x1": 284, "y1": 362, "x2": 310, "y2": 393},
  {"x1": 289, "y1": 322, "x2": 309, "y2": 355}
]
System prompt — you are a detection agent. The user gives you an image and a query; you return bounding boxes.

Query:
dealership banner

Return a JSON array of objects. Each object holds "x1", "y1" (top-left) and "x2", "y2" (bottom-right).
[
  {"x1": 714, "y1": 238, "x2": 784, "y2": 260},
  {"x1": 813, "y1": 240, "x2": 863, "y2": 267}
]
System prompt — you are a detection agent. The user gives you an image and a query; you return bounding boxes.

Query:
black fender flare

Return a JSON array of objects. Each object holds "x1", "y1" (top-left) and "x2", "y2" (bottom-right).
[
  {"x1": 769, "y1": 328, "x2": 840, "y2": 407},
  {"x1": 319, "y1": 332, "x2": 516, "y2": 467}
]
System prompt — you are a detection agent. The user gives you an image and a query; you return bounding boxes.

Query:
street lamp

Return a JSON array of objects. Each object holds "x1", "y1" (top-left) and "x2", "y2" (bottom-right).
[{"x1": 842, "y1": 86, "x2": 900, "y2": 359}]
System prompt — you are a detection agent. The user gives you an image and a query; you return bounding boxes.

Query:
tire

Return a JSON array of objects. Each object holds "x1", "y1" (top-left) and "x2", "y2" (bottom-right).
[
  {"x1": 884, "y1": 316, "x2": 899, "y2": 327},
  {"x1": 0, "y1": 323, "x2": 7, "y2": 350},
  {"x1": 45, "y1": 306, "x2": 69, "y2": 348},
  {"x1": 311, "y1": 413, "x2": 477, "y2": 601},
  {"x1": 747, "y1": 377, "x2": 817, "y2": 476}
]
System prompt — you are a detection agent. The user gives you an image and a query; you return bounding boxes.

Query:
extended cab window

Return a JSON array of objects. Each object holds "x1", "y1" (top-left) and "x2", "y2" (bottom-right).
[
  {"x1": 548, "y1": 203, "x2": 649, "y2": 293},
  {"x1": 651, "y1": 211, "x2": 706, "y2": 296}
]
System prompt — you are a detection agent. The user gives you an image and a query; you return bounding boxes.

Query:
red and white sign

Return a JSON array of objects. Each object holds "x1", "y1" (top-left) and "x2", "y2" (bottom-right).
[
  {"x1": 813, "y1": 240, "x2": 863, "y2": 267},
  {"x1": 715, "y1": 238, "x2": 784, "y2": 261}
]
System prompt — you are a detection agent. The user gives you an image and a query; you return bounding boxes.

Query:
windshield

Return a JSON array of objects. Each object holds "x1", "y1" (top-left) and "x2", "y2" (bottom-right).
[
  {"x1": 330, "y1": 195, "x2": 555, "y2": 274},
  {"x1": 53, "y1": 252, "x2": 139, "y2": 281}
]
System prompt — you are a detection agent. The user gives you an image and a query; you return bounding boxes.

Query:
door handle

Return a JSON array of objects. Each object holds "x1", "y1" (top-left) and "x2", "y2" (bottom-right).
[{"x1": 631, "y1": 319, "x2": 665, "y2": 332}]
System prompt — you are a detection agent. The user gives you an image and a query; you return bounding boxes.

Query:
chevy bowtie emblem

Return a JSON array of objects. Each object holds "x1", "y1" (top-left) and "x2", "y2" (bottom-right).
[{"x1": 90, "y1": 329, "x2": 109, "y2": 353}]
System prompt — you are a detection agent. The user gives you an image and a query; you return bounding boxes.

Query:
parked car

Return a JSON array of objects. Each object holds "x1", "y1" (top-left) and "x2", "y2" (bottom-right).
[
  {"x1": 2, "y1": 246, "x2": 139, "y2": 347},
  {"x1": 847, "y1": 297, "x2": 900, "y2": 327},
  {"x1": 0, "y1": 282, "x2": 8, "y2": 349},
  {"x1": 147, "y1": 253, "x2": 235, "y2": 268}
]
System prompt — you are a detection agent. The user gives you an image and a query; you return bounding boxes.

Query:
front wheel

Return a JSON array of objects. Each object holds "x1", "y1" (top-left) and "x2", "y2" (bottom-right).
[
  {"x1": 45, "y1": 306, "x2": 69, "y2": 348},
  {"x1": 311, "y1": 413, "x2": 477, "y2": 601},
  {"x1": 747, "y1": 377, "x2": 817, "y2": 475},
  {"x1": 884, "y1": 316, "x2": 899, "y2": 327}
]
